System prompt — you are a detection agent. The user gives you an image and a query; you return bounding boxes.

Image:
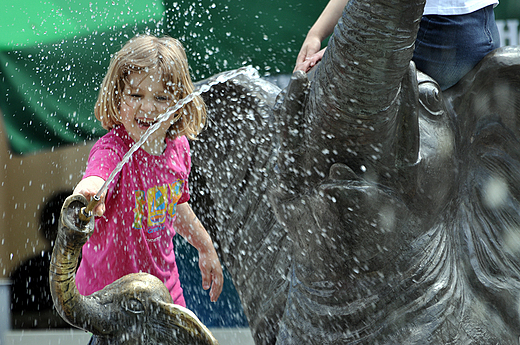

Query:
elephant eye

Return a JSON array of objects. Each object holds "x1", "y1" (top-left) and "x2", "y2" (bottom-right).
[
  {"x1": 418, "y1": 82, "x2": 443, "y2": 116},
  {"x1": 123, "y1": 298, "x2": 145, "y2": 314}
]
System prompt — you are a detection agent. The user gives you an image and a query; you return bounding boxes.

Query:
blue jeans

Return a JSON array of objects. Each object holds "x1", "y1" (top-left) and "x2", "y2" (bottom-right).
[{"x1": 413, "y1": 5, "x2": 500, "y2": 90}]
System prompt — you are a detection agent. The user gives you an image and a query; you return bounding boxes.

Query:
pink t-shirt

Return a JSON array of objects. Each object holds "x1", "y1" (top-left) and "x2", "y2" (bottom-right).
[{"x1": 75, "y1": 125, "x2": 190, "y2": 306}]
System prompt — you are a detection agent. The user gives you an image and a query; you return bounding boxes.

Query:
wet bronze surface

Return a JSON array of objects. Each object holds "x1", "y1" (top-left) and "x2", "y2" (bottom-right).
[{"x1": 192, "y1": 0, "x2": 520, "y2": 342}]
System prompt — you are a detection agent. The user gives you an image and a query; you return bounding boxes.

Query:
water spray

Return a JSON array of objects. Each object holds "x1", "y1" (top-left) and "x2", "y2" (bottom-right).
[{"x1": 77, "y1": 66, "x2": 258, "y2": 223}]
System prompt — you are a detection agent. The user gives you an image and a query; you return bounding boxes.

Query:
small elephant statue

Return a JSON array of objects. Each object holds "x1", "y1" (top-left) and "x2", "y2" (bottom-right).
[{"x1": 49, "y1": 194, "x2": 218, "y2": 345}]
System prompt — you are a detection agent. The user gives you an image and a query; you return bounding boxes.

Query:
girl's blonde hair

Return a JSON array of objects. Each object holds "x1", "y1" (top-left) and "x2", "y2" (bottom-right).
[{"x1": 95, "y1": 35, "x2": 206, "y2": 140}]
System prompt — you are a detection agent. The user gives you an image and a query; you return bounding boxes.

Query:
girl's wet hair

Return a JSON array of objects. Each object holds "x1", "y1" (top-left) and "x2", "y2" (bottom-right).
[{"x1": 95, "y1": 35, "x2": 206, "y2": 140}]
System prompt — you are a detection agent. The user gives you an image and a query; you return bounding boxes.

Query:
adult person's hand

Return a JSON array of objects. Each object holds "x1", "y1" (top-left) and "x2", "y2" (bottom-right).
[
  {"x1": 294, "y1": 41, "x2": 326, "y2": 72},
  {"x1": 293, "y1": 0, "x2": 348, "y2": 72}
]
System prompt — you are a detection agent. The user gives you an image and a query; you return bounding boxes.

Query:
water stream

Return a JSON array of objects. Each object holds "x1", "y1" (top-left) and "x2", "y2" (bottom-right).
[{"x1": 94, "y1": 65, "x2": 258, "y2": 200}]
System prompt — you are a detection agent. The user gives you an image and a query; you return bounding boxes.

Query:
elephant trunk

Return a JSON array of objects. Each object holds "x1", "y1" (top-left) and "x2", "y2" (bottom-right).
[
  {"x1": 49, "y1": 194, "x2": 108, "y2": 334},
  {"x1": 304, "y1": 0, "x2": 425, "y2": 183}
]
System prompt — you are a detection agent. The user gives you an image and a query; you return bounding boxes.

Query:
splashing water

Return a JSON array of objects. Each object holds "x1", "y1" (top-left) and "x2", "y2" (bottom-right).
[{"x1": 93, "y1": 65, "x2": 259, "y2": 201}]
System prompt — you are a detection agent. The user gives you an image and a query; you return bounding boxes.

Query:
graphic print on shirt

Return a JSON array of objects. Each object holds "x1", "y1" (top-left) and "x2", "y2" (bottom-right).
[
  {"x1": 148, "y1": 185, "x2": 168, "y2": 226},
  {"x1": 132, "y1": 180, "x2": 184, "y2": 240},
  {"x1": 133, "y1": 191, "x2": 146, "y2": 229}
]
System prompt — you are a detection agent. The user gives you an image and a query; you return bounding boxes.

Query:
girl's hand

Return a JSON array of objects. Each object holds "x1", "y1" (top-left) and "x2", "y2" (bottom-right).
[
  {"x1": 73, "y1": 176, "x2": 107, "y2": 217},
  {"x1": 198, "y1": 247, "x2": 223, "y2": 302},
  {"x1": 174, "y1": 203, "x2": 223, "y2": 301}
]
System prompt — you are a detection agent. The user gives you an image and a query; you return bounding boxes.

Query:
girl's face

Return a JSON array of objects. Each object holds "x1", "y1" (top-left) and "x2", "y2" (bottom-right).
[{"x1": 120, "y1": 69, "x2": 176, "y2": 154}]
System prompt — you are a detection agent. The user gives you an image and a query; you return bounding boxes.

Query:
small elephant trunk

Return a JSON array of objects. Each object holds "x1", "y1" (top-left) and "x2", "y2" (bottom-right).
[{"x1": 49, "y1": 194, "x2": 103, "y2": 333}]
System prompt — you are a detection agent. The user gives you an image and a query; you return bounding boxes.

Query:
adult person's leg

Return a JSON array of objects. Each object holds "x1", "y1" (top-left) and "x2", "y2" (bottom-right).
[{"x1": 413, "y1": 5, "x2": 500, "y2": 90}]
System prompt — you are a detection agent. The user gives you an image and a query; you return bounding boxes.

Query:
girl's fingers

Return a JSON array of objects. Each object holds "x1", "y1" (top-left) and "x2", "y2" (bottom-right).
[
  {"x1": 94, "y1": 202, "x2": 106, "y2": 217},
  {"x1": 202, "y1": 273, "x2": 211, "y2": 291},
  {"x1": 200, "y1": 259, "x2": 212, "y2": 290},
  {"x1": 209, "y1": 271, "x2": 223, "y2": 302}
]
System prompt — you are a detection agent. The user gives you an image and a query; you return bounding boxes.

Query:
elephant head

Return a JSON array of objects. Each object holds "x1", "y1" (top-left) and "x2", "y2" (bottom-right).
[
  {"x1": 265, "y1": 0, "x2": 520, "y2": 340},
  {"x1": 49, "y1": 194, "x2": 218, "y2": 345},
  {"x1": 191, "y1": 0, "x2": 520, "y2": 342}
]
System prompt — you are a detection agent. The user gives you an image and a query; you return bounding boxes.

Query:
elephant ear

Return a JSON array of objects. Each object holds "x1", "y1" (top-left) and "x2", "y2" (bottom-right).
[
  {"x1": 447, "y1": 46, "x2": 520, "y2": 141},
  {"x1": 448, "y1": 46, "x2": 520, "y2": 334}
]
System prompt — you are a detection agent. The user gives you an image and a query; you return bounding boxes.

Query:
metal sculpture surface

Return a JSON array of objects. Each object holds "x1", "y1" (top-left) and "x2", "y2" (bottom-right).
[
  {"x1": 47, "y1": 0, "x2": 520, "y2": 342},
  {"x1": 191, "y1": 0, "x2": 520, "y2": 343},
  {"x1": 49, "y1": 194, "x2": 219, "y2": 345}
]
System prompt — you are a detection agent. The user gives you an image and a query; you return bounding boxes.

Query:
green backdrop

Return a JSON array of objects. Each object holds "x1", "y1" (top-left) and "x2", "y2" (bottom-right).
[{"x1": 494, "y1": 0, "x2": 520, "y2": 20}]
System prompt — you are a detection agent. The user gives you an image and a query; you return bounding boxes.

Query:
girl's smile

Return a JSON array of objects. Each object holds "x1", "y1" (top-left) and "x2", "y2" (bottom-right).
[{"x1": 120, "y1": 69, "x2": 176, "y2": 155}]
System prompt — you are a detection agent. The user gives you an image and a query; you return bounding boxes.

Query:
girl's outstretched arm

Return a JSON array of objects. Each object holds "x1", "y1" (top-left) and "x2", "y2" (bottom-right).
[{"x1": 175, "y1": 202, "x2": 223, "y2": 302}]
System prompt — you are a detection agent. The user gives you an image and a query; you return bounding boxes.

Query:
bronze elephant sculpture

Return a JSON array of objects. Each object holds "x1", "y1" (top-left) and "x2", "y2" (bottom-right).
[
  {"x1": 190, "y1": 0, "x2": 520, "y2": 343},
  {"x1": 47, "y1": 0, "x2": 520, "y2": 342},
  {"x1": 49, "y1": 194, "x2": 218, "y2": 345}
]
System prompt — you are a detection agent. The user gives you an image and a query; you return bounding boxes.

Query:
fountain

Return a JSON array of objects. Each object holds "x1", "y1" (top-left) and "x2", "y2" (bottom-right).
[{"x1": 6, "y1": 0, "x2": 520, "y2": 343}]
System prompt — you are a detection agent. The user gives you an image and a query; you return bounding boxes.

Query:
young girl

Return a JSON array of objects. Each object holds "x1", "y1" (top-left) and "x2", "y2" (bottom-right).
[{"x1": 73, "y1": 35, "x2": 223, "y2": 306}]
